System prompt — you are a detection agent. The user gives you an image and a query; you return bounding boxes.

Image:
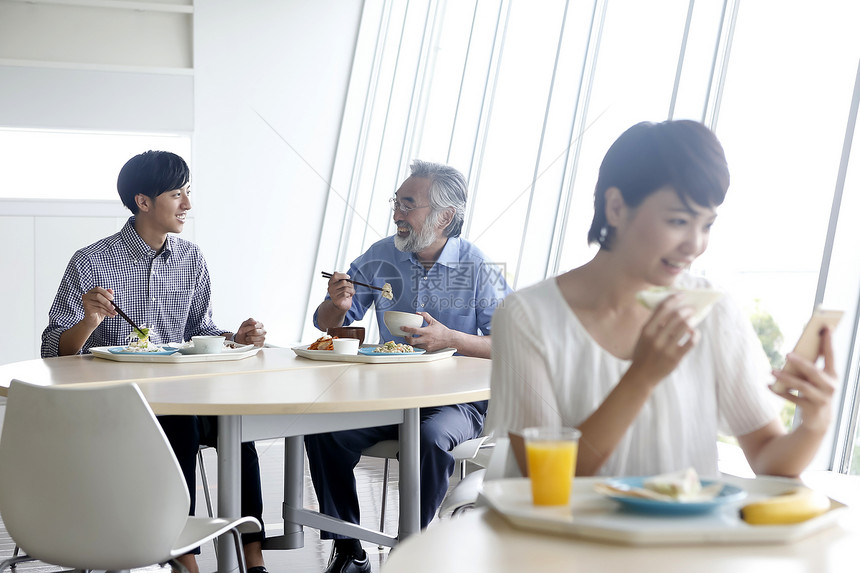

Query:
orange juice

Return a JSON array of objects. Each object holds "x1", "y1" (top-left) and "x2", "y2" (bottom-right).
[{"x1": 526, "y1": 440, "x2": 578, "y2": 506}]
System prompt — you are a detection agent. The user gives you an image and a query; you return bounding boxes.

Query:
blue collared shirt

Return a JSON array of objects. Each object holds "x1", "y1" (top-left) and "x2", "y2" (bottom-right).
[
  {"x1": 314, "y1": 235, "x2": 512, "y2": 344},
  {"x1": 41, "y1": 217, "x2": 225, "y2": 357}
]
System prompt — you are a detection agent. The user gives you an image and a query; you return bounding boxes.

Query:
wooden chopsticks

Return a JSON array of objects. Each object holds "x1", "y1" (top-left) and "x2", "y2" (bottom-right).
[
  {"x1": 321, "y1": 271, "x2": 386, "y2": 293},
  {"x1": 111, "y1": 301, "x2": 145, "y2": 334}
]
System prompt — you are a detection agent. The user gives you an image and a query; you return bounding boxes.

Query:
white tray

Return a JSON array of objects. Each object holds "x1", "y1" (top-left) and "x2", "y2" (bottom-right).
[
  {"x1": 480, "y1": 476, "x2": 848, "y2": 546},
  {"x1": 292, "y1": 344, "x2": 456, "y2": 364},
  {"x1": 90, "y1": 345, "x2": 262, "y2": 363}
]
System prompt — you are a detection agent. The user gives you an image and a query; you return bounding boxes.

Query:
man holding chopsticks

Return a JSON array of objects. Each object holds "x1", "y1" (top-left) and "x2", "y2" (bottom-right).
[
  {"x1": 40, "y1": 150, "x2": 270, "y2": 573},
  {"x1": 308, "y1": 159, "x2": 512, "y2": 573}
]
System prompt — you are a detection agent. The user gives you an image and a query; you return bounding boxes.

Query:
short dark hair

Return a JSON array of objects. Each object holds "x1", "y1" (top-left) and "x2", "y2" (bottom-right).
[
  {"x1": 588, "y1": 120, "x2": 729, "y2": 248},
  {"x1": 117, "y1": 151, "x2": 190, "y2": 214}
]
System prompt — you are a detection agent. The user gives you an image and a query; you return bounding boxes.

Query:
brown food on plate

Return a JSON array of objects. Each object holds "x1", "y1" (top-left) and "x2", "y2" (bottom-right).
[{"x1": 308, "y1": 335, "x2": 337, "y2": 351}]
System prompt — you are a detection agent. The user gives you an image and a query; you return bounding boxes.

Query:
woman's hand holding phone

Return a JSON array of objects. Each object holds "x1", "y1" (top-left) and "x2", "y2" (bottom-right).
[{"x1": 770, "y1": 308, "x2": 842, "y2": 433}]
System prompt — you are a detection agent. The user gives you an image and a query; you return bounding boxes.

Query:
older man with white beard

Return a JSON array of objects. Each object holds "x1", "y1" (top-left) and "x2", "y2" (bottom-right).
[{"x1": 306, "y1": 160, "x2": 511, "y2": 573}]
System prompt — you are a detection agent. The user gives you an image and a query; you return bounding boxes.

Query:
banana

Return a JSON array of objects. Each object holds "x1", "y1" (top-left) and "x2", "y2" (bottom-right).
[{"x1": 739, "y1": 486, "x2": 831, "y2": 525}]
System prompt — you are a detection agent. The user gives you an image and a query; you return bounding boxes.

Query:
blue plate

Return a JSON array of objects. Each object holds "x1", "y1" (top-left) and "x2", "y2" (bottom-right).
[
  {"x1": 107, "y1": 346, "x2": 180, "y2": 355},
  {"x1": 602, "y1": 477, "x2": 746, "y2": 515},
  {"x1": 358, "y1": 346, "x2": 426, "y2": 356}
]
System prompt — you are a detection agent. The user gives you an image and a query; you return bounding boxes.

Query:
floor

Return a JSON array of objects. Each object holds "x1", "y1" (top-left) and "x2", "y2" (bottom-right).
[{"x1": 0, "y1": 437, "x2": 473, "y2": 573}]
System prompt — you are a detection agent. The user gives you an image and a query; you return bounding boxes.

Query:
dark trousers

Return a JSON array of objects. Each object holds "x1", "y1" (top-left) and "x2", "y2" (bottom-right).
[
  {"x1": 158, "y1": 415, "x2": 265, "y2": 551},
  {"x1": 305, "y1": 401, "x2": 486, "y2": 538}
]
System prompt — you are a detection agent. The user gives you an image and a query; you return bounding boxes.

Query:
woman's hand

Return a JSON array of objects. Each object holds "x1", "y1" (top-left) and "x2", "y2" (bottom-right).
[
  {"x1": 629, "y1": 294, "x2": 700, "y2": 386},
  {"x1": 738, "y1": 328, "x2": 837, "y2": 477},
  {"x1": 770, "y1": 328, "x2": 836, "y2": 433}
]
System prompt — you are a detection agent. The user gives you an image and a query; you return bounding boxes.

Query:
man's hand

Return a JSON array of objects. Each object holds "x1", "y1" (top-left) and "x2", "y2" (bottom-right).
[
  {"x1": 401, "y1": 312, "x2": 454, "y2": 353},
  {"x1": 315, "y1": 272, "x2": 354, "y2": 331},
  {"x1": 81, "y1": 286, "x2": 117, "y2": 329},
  {"x1": 234, "y1": 318, "x2": 266, "y2": 346},
  {"x1": 58, "y1": 286, "x2": 116, "y2": 356},
  {"x1": 327, "y1": 272, "x2": 355, "y2": 312}
]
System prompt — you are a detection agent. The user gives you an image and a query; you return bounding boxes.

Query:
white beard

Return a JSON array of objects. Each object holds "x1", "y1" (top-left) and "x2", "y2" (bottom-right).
[{"x1": 394, "y1": 216, "x2": 440, "y2": 253}]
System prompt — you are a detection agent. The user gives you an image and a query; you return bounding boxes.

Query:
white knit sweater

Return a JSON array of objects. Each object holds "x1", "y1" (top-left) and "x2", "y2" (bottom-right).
[{"x1": 486, "y1": 273, "x2": 780, "y2": 477}]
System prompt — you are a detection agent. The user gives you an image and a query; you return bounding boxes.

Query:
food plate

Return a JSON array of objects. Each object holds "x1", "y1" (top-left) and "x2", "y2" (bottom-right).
[
  {"x1": 600, "y1": 477, "x2": 746, "y2": 515},
  {"x1": 170, "y1": 342, "x2": 256, "y2": 355},
  {"x1": 292, "y1": 345, "x2": 454, "y2": 364},
  {"x1": 480, "y1": 476, "x2": 847, "y2": 546},
  {"x1": 357, "y1": 347, "x2": 426, "y2": 356},
  {"x1": 90, "y1": 345, "x2": 262, "y2": 363},
  {"x1": 107, "y1": 346, "x2": 180, "y2": 356}
]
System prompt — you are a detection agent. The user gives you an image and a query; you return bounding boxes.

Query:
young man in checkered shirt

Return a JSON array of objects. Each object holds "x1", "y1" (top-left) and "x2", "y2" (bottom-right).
[{"x1": 41, "y1": 150, "x2": 269, "y2": 573}]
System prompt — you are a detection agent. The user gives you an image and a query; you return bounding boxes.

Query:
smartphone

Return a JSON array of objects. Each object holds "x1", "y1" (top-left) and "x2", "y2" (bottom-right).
[{"x1": 781, "y1": 308, "x2": 844, "y2": 376}]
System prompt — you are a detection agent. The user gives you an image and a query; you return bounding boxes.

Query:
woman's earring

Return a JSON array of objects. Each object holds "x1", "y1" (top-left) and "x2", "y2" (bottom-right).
[{"x1": 598, "y1": 225, "x2": 609, "y2": 245}]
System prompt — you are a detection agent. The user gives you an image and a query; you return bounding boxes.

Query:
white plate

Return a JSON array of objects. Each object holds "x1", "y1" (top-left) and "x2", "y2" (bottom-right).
[
  {"x1": 169, "y1": 342, "x2": 255, "y2": 355},
  {"x1": 358, "y1": 346, "x2": 425, "y2": 356},
  {"x1": 90, "y1": 345, "x2": 262, "y2": 363},
  {"x1": 480, "y1": 476, "x2": 847, "y2": 546},
  {"x1": 107, "y1": 345, "x2": 179, "y2": 356},
  {"x1": 601, "y1": 477, "x2": 746, "y2": 515},
  {"x1": 292, "y1": 345, "x2": 454, "y2": 364}
]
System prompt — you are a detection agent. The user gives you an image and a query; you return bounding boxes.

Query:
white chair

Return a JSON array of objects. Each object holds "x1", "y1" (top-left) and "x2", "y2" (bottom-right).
[
  {"x1": 438, "y1": 436, "x2": 521, "y2": 518},
  {"x1": 9, "y1": 444, "x2": 217, "y2": 566},
  {"x1": 0, "y1": 380, "x2": 260, "y2": 573},
  {"x1": 361, "y1": 436, "x2": 488, "y2": 535}
]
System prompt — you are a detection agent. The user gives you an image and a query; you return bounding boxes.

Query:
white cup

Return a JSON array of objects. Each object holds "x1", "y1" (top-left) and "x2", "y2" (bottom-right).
[
  {"x1": 191, "y1": 335, "x2": 226, "y2": 354},
  {"x1": 332, "y1": 337, "x2": 360, "y2": 355}
]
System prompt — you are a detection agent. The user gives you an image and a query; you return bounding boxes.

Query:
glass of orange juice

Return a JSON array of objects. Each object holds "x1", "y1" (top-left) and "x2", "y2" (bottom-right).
[{"x1": 523, "y1": 426, "x2": 581, "y2": 506}]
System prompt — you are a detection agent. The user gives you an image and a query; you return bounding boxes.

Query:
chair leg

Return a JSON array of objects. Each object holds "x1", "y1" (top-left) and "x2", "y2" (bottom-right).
[
  {"x1": 0, "y1": 554, "x2": 35, "y2": 573},
  {"x1": 231, "y1": 528, "x2": 249, "y2": 573},
  {"x1": 168, "y1": 558, "x2": 191, "y2": 573},
  {"x1": 198, "y1": 448, "x2": 218, "y2": 556},
  {"x1": 377, "y1": 457, "x2": 390, "y2": 549},
  {"x1": 10, "y1": 545, "x2": 19, "y2": 571}
]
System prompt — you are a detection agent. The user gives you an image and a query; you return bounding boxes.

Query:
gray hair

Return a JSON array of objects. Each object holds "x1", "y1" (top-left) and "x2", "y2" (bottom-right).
[{"x1": 409, "y1": 159, "x2": 467, "y2": 237}]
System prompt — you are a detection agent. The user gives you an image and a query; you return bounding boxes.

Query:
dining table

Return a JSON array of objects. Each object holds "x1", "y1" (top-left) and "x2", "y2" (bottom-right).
[
  {"x1": 0, "y1": 346, "x2": 491, "y2": 573},
  {"x1": 381, "y1": 470, "x2": 860, "y2": 573}
]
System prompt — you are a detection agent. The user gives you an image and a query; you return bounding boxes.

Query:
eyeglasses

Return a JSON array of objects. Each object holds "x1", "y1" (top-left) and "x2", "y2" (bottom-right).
[{"x1": 389, "y1": 197, "x2": 430, "y2": 214}]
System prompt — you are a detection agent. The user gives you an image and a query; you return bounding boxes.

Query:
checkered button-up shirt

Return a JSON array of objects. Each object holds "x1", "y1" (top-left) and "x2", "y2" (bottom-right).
[{"x1": 41, "y1": 217, "x2": 225, "y2": 357}]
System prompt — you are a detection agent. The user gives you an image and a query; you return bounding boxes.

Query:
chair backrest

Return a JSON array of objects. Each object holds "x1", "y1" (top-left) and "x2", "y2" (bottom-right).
[{"x1": 0, "y1": 380, "x2": 190, "y2": 570}]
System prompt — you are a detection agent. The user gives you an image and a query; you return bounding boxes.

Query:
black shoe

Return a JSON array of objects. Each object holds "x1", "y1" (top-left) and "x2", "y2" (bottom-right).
[
  {"x1": 247, "y1": 567, "x2": 268, "y2": 573},
  {"x1": 324, "y1": 548, "x2": 371, "y2": 573}
]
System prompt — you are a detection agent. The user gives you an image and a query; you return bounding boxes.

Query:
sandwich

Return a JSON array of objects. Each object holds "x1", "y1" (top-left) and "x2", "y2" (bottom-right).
[
  {"x1": 643, "y1": 467, "x2": 702, "y2": 500},
  {"x1": 636, "y1": 286, "x2": 723, "y2": 327}
]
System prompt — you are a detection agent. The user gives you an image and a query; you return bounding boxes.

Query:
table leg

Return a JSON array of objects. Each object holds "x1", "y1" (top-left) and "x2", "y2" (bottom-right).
[
  {"x1": 269, "y1": 435, "x2": 305, "y2": 549},
  {"x1": 398, "y1": 407, "x2": 420, "y2": 539},
  {"x1": 218, "y1": 415, "x2": 242, "y2": 573}
]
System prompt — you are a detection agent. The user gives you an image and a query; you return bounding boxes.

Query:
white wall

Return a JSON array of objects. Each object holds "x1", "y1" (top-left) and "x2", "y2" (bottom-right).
[
  {"x1": 192, "y1": 0, "x2": 362, "y2": 346},
  {"x1": 0, "y1": 1, "x2": 362, "y2": 365}
]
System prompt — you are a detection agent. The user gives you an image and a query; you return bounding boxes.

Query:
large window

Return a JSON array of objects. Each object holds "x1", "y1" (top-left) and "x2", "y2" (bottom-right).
[{"x1": 317, "y1": 0, "x2": 860, "y2": 472}]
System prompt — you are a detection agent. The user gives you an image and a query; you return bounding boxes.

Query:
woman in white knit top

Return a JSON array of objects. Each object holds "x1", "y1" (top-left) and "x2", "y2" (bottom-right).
[{"x1": 486, "y1": 120, "x2": 836, "y2": 478}]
